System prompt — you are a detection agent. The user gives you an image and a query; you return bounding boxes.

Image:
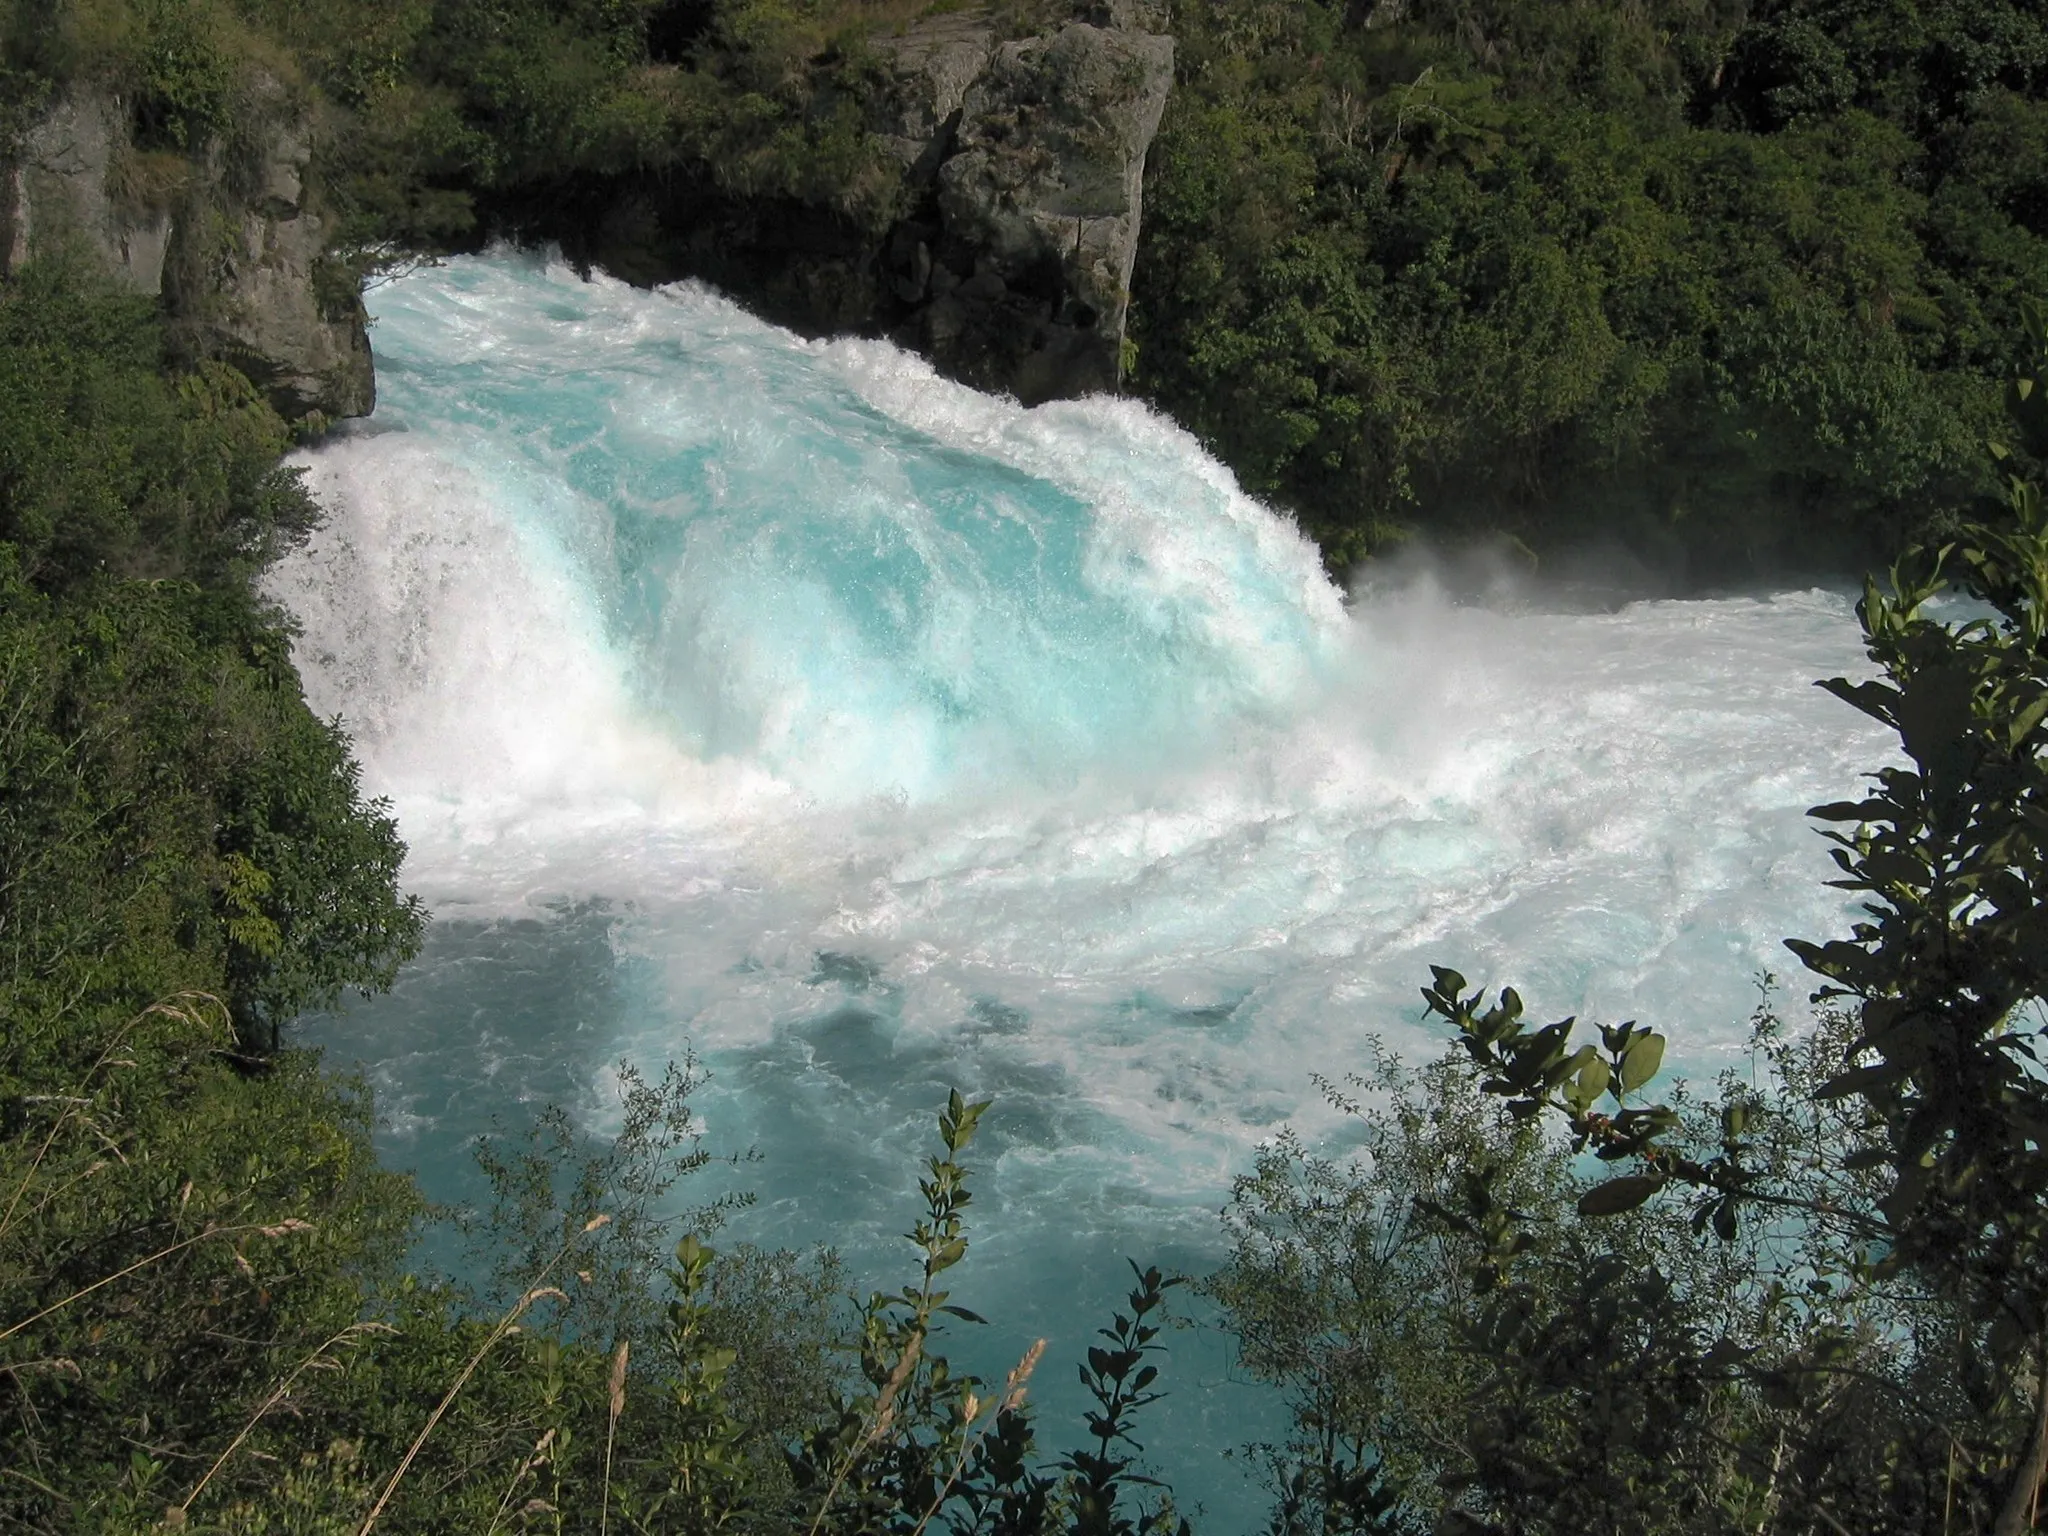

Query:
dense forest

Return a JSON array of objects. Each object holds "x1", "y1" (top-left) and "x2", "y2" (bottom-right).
[
  {"x1": 1138, "y1": 0, "x2": 2048, "y2": 571},
  {"x1": 2, "y1": 1, "x2": 2047, "y2": 1532},
  {"x1": 7, "y1": 0, "x2": 2048, "y2": 572}
]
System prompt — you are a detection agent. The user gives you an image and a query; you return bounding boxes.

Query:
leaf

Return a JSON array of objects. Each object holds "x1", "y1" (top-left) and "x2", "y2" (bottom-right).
[
  {"x1": 1711, "y1": 1199, "x2": 1738, "y2": 1241},
  {"x1": 1815, "y1": 1063, "x2": 1901, "y2": 1101},
  {"x1": 1808, "y1": 798, "x2": 1888, "y2": 822},
  {"x1": 1576, "y1": 1174, "x2": 1666, "y2": 1217},
  {"x1": 2009, "y1": 692, "x2": 2048, "y2": 749},
  {"x1": 1816, "y1": 677, "x2": 1901, "y2": 724},
  {"x1": 1860, "y1": 850, "x2": 1932, "y2": 888},
  {"x1": 1618, "y1": 1032, "x2": 1664, "y2": 1094},
  {"x1": 1566, "y1": 1054, "x2": 1609, "y2": 1113},
  {"x1": 1703, "y1": 1339, "x2": 1756, "y2": 1373},
  {"x1": 1423, "y1": 968, "x2": 1468, "y2": 1018},
  {"x1": 1784, "y1": 937, "x2": 1882, "y2": 988}
]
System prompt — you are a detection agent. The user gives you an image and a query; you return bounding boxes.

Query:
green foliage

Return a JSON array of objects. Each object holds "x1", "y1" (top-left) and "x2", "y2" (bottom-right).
[
  {"x1": 790, "y1": 1089, "x2": 1021, "y2": 1533},
  {"x1": 1060, "y1": 1265, "x2": 1186, "y2": 1536},
  {"x1": 0, "y1": 995, "x2": 427, "y2": 1531},
  {"x1": 1133, "y1": 0, "x2": 2048, "y2": 573},
  {"x1": 222, "y1": 0, "x2": 916, "y2": 251},
  {"x1": 0, "y1": 561, "x2": 419, "y2": 1049},
  {"x1": 0, "y1": 263, "x2": 422, "y2": 1056},
  {"x1": 1, "y1": 997, "x2": 1199, "y2": 1533},
  {"x1": 1352, "y1": 333, "x2": 2048, "y2": 1531},
  {"x1": 1217, "y1": 987, "x2": 2038, "y2": 1533},
  {"x1": 1783, "y1": 292, "x2": 2048, "y2": 1532},
  {"x1": 464, "y1": 1057, "x2": 742, "y2": 1350},
  {"x1": 12, "y1": 0, "x2": 2048, "y2": 573},
  {"x1": 0, "y1": 260, "x2": 318, "y2": 590},
  {"x1": 0, "y1": 255, "x2": 425, "y2": 1528}
]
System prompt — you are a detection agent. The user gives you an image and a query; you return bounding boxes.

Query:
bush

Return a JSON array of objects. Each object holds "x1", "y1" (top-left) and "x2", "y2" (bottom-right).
[{"x1": 1133, "y1": 0, "x2": 2048, "y2": 575}]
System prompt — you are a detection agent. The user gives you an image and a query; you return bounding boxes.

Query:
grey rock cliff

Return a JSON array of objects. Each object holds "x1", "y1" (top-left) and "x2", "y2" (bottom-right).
[
  {"x1": 868, "y1": 12, "x2": 998, "y2": 181},
  {"x1": 2, "y1": 84, "x2": 373, "y2": 422},
  {"x1": 162, "y1": 89, "x2": 374, "y2": 421},
  {"x1": 576, "y1": 7, "x2": 1174, "y2": 406},
  {"x1": 919, "y1": 22, "x2": 1173, "y2": 401},
  {"x1": 3, "y1": 91, "x2": 172, "y2": 294}
]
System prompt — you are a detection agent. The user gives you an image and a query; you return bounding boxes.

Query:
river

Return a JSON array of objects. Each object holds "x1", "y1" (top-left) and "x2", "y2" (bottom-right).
[{"x1": 271, "y1": 250, "x2": 1891, "y2": 1526}]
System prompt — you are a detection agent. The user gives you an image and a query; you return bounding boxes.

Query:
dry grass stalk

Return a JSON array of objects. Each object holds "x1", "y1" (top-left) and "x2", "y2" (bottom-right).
[
  {"x1": 356, "y1": 1214, "x2": 610, "y2": 1536},
  {"x1": 0, "y1": 992, "x2": 226, "y2": 1246},
  {"x1": 486, "y1": 1428, "x2": 557, "y2": 1536},
  {"x1": 805, "y1": 1331, "x2": 926, "y2": 1536},
  {"x1": 601, "y1": 1338, "x2": 629, "y2": 1536},
  {"x1": 0, "y1": 1358, "x2": 80, "y2": 1381},
  {"x1": 999, "y1": 1338, "x2": 1045, "y2": 1413},
  {"x1": 907, "y1": 1337, "x2": 1045, "y2": 1536},
  {"x1": 180, "y1": 1320, "x2": 397, "y2": 1517},
  {"x1": 0, "y1": 1218, "x2": 313, "y2": 1346}
]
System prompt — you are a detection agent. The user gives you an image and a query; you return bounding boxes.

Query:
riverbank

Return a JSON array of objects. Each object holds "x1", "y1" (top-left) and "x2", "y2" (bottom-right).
[{"x1": 8, "y1": 0, "x2": 2043, "y2": 581}]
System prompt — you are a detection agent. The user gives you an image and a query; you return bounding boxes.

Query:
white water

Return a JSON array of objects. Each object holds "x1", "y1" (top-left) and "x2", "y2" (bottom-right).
[{"x1": 274, "y1": 251, "x2": 1891, "y2": 1522}]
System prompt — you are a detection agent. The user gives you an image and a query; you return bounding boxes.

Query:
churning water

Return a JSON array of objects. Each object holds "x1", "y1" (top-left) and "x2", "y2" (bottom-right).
[{"x1": 274, "y1": 251, "x2": 1892, "y2": 1522}]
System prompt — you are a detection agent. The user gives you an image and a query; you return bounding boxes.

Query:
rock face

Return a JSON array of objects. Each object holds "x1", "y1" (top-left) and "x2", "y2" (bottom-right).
[
  {"x1": 2, "y1": 84, "x2": 374, "y2": 422},
  {"x1": 6, "y1": 14, "x2": 1170, "y2": 415},
  {"x1": 569, "y1": 7, "x2": 1174, "y2": 405},
  {"x1": 162, "y1": 95, "x2": 375, "y2": 421},
  {"x1": 914, "y1": 22, "x2": 1173, "y2": 400},
  {"x1": 867, "y1": 12, "x2": 996, "y2": 181},
  {"x1": 3, "y1": 91, "x2": 173, "y2": 295}
]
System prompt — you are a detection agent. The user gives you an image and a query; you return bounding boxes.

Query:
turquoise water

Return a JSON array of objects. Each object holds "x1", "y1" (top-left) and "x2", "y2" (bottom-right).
[{"x1": 274, "y1": 251, "x2": 1891, "y2": 1526}]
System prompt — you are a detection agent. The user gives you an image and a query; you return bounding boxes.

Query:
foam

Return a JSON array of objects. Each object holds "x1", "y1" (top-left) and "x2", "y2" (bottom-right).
[
  {"x1": 276, "y1": 244, "x2": 1893, "y2": 1185},
  {"x1": 277, "y1": 250, "x2": 1895, "y2": 1522}
]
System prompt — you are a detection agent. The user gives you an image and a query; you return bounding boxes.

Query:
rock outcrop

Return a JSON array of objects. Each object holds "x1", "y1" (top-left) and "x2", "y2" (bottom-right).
[
  {"x1": 6, "y1": 10, "x2": 1170, "y2": 415},
  {"x1": 162, "y1": 88, "x2": 375, "y2": 421},
  {"x1": 867, "y1": 12, "x2": 996, "y2": 182},
  {"x1": 567, "y1": 6, "x2": 1174, "y2": 405},
  {"x1": 3, "y1": 91, "x2": 173, "y2": 295},
  {"x1": 909, "y1": 21, "x2": 1173, "y2": 400},
  {"x1": 2, "y1": 83, "x2": 373, "y2": 422}
]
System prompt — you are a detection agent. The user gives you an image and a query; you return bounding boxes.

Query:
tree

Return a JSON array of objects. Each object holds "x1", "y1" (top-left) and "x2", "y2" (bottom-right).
[{"x1": 1408, "y1": 297, "x2": 2048, "y2": 1532}]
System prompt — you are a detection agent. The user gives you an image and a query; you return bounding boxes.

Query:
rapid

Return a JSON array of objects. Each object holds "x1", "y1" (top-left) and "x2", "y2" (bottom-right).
[{"x1": 271, "y1": 251, "x2": 1891, "y2": 1520}]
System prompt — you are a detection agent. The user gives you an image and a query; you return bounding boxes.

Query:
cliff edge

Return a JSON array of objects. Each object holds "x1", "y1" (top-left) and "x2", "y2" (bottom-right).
[
  {"x1": 567, "y1": 5, "x2": 1173, "y2": 406},
  {"x1": 2, "y1": 81, "x2": 373, "y2": 423},
  {"x1": 1, "y1": 4, "x2": 1173, "y2": 417},
  {"x1": 885, "y1": 15, "x2": 1173, "y2": 400}
]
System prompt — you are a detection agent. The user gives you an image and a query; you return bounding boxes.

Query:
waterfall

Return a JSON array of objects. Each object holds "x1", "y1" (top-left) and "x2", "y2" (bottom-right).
[{"x1": 270, "y1": 250, "x2": 1891, "y2": 1520}]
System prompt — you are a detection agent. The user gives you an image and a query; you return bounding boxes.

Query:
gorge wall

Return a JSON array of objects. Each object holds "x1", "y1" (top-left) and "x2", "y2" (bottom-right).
[
  {"x1": 2, "y1": 4, "x2": 1173, "y2": 422},
  {"x1": 1, "y1": 79, "x2": 374, "y2": 423},
  {"x1": 534, "y1": 6, "x2": 1174, "y2": 406}
]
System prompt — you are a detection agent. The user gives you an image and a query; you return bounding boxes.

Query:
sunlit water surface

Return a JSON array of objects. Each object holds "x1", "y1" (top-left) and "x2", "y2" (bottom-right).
[{"x1": 274, "y1": 252, "x2": 1890, "y2": 1526}]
